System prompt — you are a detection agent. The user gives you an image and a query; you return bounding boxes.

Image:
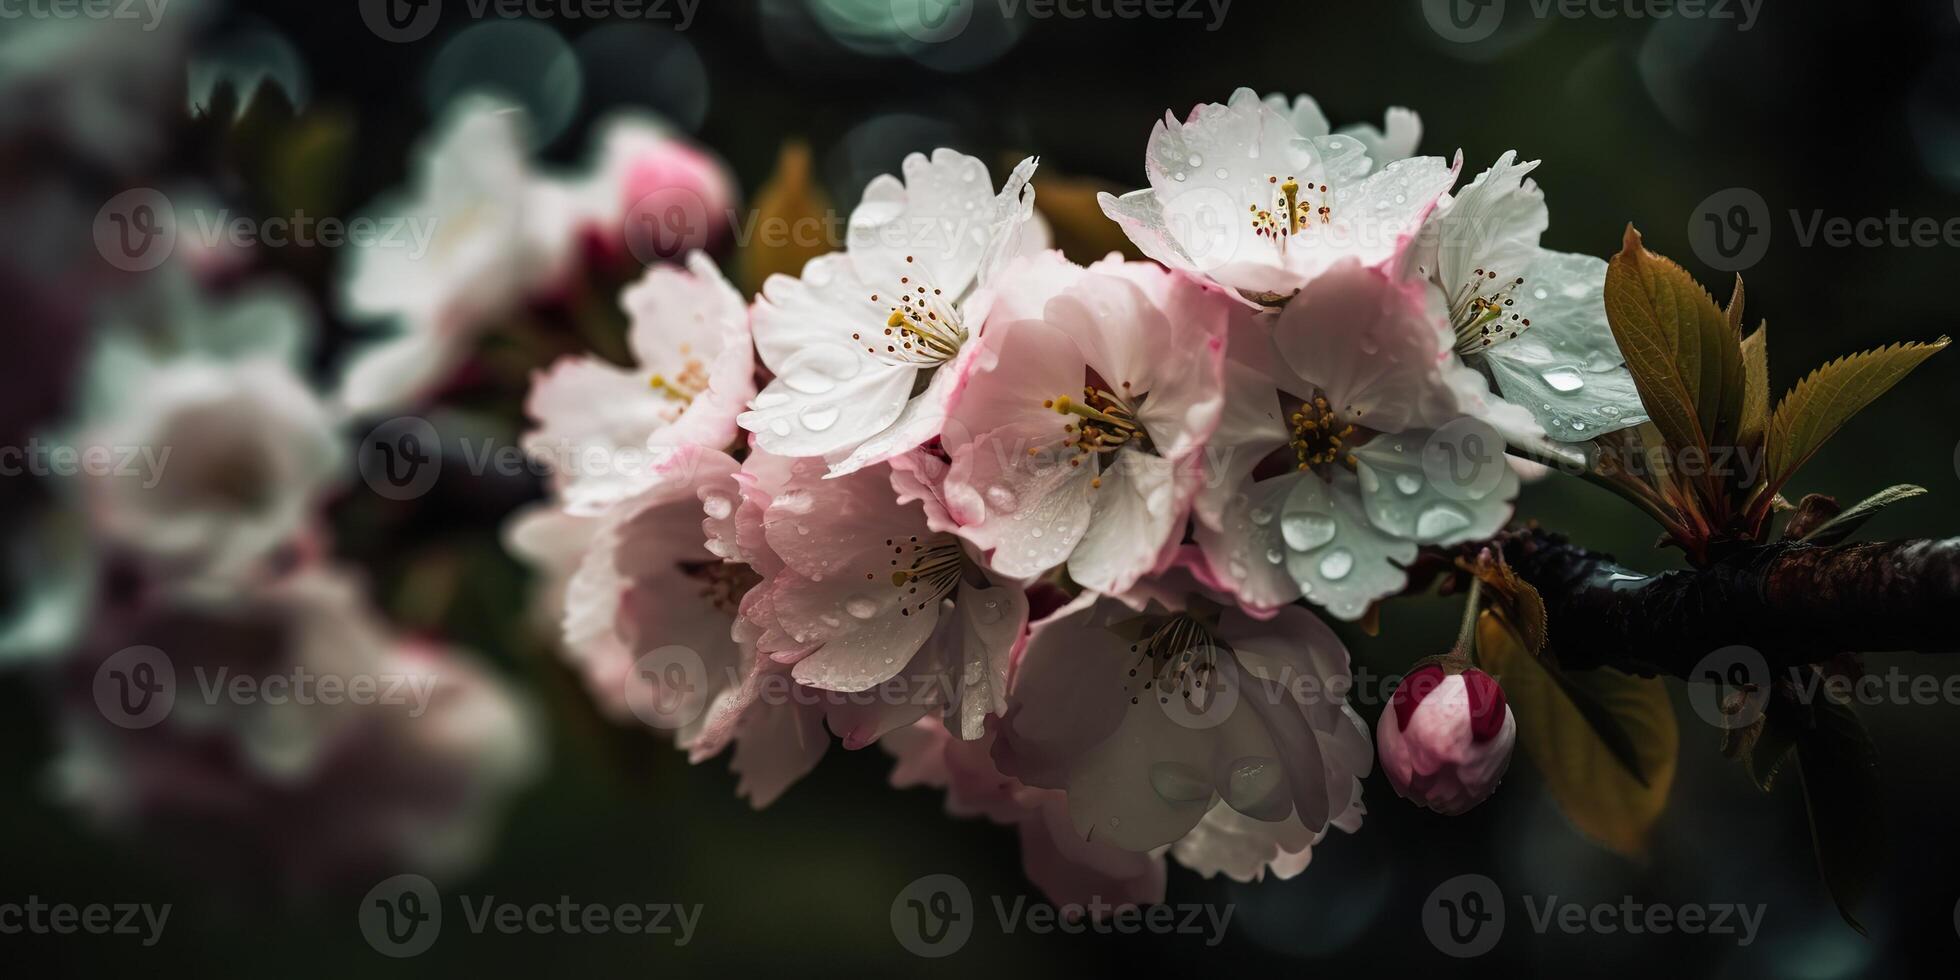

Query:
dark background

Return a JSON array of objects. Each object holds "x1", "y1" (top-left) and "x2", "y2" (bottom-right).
[{"x1": 6, "y1": 0, "x2": 1960, "y2": 975}]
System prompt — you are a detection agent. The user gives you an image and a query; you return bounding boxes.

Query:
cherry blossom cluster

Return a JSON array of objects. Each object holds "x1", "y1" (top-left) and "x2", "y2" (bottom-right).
[{"x1": 510, "y1": 88, "x2": 1648, "y2": 906}]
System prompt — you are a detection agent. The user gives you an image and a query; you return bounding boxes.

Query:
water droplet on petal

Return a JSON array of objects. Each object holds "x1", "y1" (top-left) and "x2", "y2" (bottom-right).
[
  {"x1": 984, "y1": 484, "x2": 1019, "y2": 513},
  {"x1": 1281, "y1": 510, "x2": 1337, "y2": 552},
  {"x1": 702, "y1": 493, "x2": 733, "y2": 520},
  {"x1": 1224, "y1": 756, "x2": 1287, "y2": 819},
  {"x1": 1149, "y1": 762, "x2": 1212, "y2": 803},
  {"x1": 1394, "y1": 474, "x2": 1423, "y2": 496},
  {"x1": 845, "y1": 596, "x2": 880, "y2": 620},
  {"x1": 1541, "y1": 367, "x2": 1585, "y2": 393},
  {"x1": 800, "y1": 406, "x2": 841, "y2": 432},
  {"x1": 1318, "y1": 548, "x2": 1354, "y2": 581},
  {"x1": 1416, "y1": 504, "x2": 1472, "y2": 539}
]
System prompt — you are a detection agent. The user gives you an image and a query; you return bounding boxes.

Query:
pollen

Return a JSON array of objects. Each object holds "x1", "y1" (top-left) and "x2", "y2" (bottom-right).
[
  {"x1": 1448, "y1": 267, "x2": 1533, "y2": 354},
  {"x1": 649, "y1": 358, "x2": 709, "y2": 404},
  {"x1": 860, "y1": 256, "x2": 966, "y2": 367},
  {"x1": 1250, "y1": 175, "x2": 1333, "y2": 253},
  {"x1": 1291, "y1": 395, "x2": 1359, "y2": 471}
]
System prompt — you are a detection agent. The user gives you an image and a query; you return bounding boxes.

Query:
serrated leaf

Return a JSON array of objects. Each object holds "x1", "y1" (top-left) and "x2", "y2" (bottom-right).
[
  {"x1": 1802, "y1": 484, "x2": 1928, "y2": 546},
  {"x1": 1603, "y1": 225, "x2": 1747, "y2": 466},
  {"x1": 1478, "y1": 613, "x2": 1679, "y2": 857},
  {"x1": 738, "y1": 141, "x2": 832, "y2": 296},
  {"x1": 1767, "y1": 339, "x2": 1948, "y2": 491},
  {"x1": 1793, "y1": 694, "x2": 1881, "y2": 936},
  {"x1": 1739, "y1": 322, "x2": 1770, "y2": 454}
]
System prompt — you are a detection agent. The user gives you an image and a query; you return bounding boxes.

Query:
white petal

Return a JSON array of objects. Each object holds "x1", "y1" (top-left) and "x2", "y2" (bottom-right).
[
  {"x1": 1069, "y1": 450, "x2": 1181, "y2": 595},
  {"x1": 1282, "y1": 471, "x2": 1418, "y2": 622},
  {"x1": 1351, "y1": 430, "x2": 1519, "y2": 546}
]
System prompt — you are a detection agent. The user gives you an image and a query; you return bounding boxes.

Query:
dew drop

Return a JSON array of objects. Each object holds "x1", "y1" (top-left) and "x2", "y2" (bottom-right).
[
  {"x1": 1541, "y1": 367, "x2": 1585, "y2": 393},
  {"x1": 1415, "y1": 504, "x2": 1471, "y2": 539},
  {"x1": 800, "y1": 406, "x2": 841, "y2": 432},
  {"x1": 702, "y1": 492, "x2": 734, "y2": 520},
  {"x1": 1318, "y1": 548, "x2": 1354, "y2": 581},
  {"x1": 1149, "y1": 762, "x2": 1212, "y2": 803},
  {"x1": 845, "y1": 595, "x2": 880, "y2": 620},
  {"x1": 1280, "y1": 511, "x2": 1337, "y2": 551}
]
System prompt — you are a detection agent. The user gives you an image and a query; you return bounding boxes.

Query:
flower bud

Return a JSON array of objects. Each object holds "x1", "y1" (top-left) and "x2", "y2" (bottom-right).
[{"x1": 1377, "y1": 664, "x2": 1515, "y2": 815}]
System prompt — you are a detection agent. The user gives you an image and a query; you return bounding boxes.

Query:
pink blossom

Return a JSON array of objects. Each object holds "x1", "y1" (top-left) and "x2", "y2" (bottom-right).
[{"x1": 939, "y1": 253, "x2": 1234, "y2": 595}]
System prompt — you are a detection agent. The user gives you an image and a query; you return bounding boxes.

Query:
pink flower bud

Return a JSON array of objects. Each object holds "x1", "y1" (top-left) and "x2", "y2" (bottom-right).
[{"x1": 1377, "y1": 664, "x2": 1516, "y2": 815}]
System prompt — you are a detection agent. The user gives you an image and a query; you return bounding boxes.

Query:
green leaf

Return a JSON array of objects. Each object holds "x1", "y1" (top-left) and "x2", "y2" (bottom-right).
[
  {"x1": 1801, "y1": 484, "x2": 1928, "y2": 546},
  {"x1": 1793, "y1": 693, "x2": 1881, "y2": 936},
  {"x1": 1767, "y1": 339, "x2": 1949, "y2": 491},
  {"x1": 1603, "y1": 225, "x2": 1747, "y2": 464},
  {"x1": 1478, "y1": 613, "x2": 1679, "y2": 857},
  {"x1": 1739, "y1": 322, "x2": 1770, "y2": 455}
]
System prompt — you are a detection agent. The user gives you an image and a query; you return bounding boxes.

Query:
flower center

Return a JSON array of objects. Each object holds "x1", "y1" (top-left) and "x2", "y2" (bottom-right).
[
  {"x1": 1122, "y1": 614, "x2": 1223, "y2": 707},
  {"x1": 1290, "y1": 395, "x2": 1358, "y2": 472},
  {"x1": 1249, "y1": 176, "x2": 1331, "y2": 254},
  {"x1": 680, "y1": 559, "x2": 763, "y2": 617},
  {"x1": 649, "y1": 352, "x2": 709, "y2": 404},
  {"x1": 1038, "y1": 378, "x2": 1151, "y2": 489},
  {"x1": 870, "y1": 533, "x2": 965, "y2": 617},
  {"x1": 1449, "y1": 267, "x2": 1532, "y2": 354},
  {"x1": 853, "y1": 255, "x2": 966, "y2": 367}
]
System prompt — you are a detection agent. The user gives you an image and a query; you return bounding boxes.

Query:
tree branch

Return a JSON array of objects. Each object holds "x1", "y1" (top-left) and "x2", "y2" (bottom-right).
[{"x1": 1499, "y1": 529, "x2": 1960, "y2": 677}]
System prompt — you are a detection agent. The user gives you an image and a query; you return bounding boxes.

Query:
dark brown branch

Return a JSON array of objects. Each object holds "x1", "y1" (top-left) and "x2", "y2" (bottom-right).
[{"x1": 1499, "y1": 529, "x2": 1960, "y2": 677}]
